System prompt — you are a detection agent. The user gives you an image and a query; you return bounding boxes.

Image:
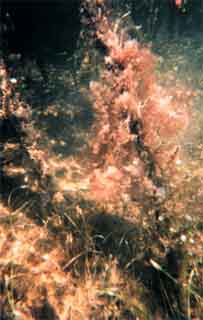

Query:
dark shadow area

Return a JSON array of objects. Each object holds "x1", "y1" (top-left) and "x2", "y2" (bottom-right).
[
  {"x1": 36, "y1": 93, "x2": 94, "y2": 157},
  {"x1": 87, "y1": 212, "x2": 189, "y2": 320},
  {"x1": 31, "y1": 297, "x2": 60, "y2": 320},
  {"x1": 2, "y1": 0, "x2": 81, "y2": 63},
  {"x1": 0, "y1": 115, "x2": 23, "y2": 143},
  {"x1": 1, "y1": 0, "x2": 82, "y2": 111}
]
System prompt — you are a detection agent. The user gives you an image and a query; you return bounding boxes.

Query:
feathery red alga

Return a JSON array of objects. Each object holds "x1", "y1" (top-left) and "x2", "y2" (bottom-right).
[{"x1": 83, "y1": 0, "x2": 191, "y2": 203}]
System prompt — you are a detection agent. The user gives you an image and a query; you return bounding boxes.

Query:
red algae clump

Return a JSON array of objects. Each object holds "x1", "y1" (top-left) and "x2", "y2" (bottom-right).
[{"x1": 82, "y1": 0, "x2": 192, "y2": 204}]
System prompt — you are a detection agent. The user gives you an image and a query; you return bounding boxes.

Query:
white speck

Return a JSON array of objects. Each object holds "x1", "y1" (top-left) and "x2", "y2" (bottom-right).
[
  {"x1": 176, "y1": 159, "x2": 182, "y2": 165},
  {"x1": 135, "y1": 25, "x2": 142, "y2": 30},
  {"x1": 180, "y1": 234, "x2": 187, "y2": 242},
  {"x1": 12, "y1": 310, "x2": 23, "y2": 319},
  {"x1": 42, "y1": 254, "x2": 49, "y2": 261},
  {"x1": 10, "y1": 78, "x2": 17, "y2": 84},
  {"x1": 170, "y1": 227, "x2": 176, "y2": 233},
  {"x1": 185, "y1": 214, "x2": 192, "y2": 221}
]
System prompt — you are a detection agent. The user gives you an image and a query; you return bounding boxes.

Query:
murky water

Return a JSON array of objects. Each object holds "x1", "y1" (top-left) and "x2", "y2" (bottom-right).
[{"x1": 1, "y1": 11, "x2": 203, "y2": 318}]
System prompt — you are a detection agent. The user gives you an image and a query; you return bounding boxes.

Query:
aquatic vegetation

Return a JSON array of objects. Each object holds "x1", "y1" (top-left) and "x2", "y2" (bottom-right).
[
  {"x1": 1, "y1": 1, "x2": 203, "y2": 320},
  {"x1": 83, "y1": 0, "x2": 192, "y2": 205}
]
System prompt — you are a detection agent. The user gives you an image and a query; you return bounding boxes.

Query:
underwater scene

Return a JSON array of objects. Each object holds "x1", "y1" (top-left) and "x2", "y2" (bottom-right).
[{"x1": 1, "y1": 1, "x2": 203, "y2": 319}]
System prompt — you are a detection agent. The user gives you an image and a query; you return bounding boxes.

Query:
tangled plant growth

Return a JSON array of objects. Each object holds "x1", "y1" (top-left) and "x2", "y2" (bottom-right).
[
  {"x1": 0, "y1": 55, "x2": 55, "y2": 221},
  {"x1": 1, "y1": 1, "x2": 203, "y2": 320},
  {"x1": 82, "y1": 0, "x2": 192, "y2": 205}
]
